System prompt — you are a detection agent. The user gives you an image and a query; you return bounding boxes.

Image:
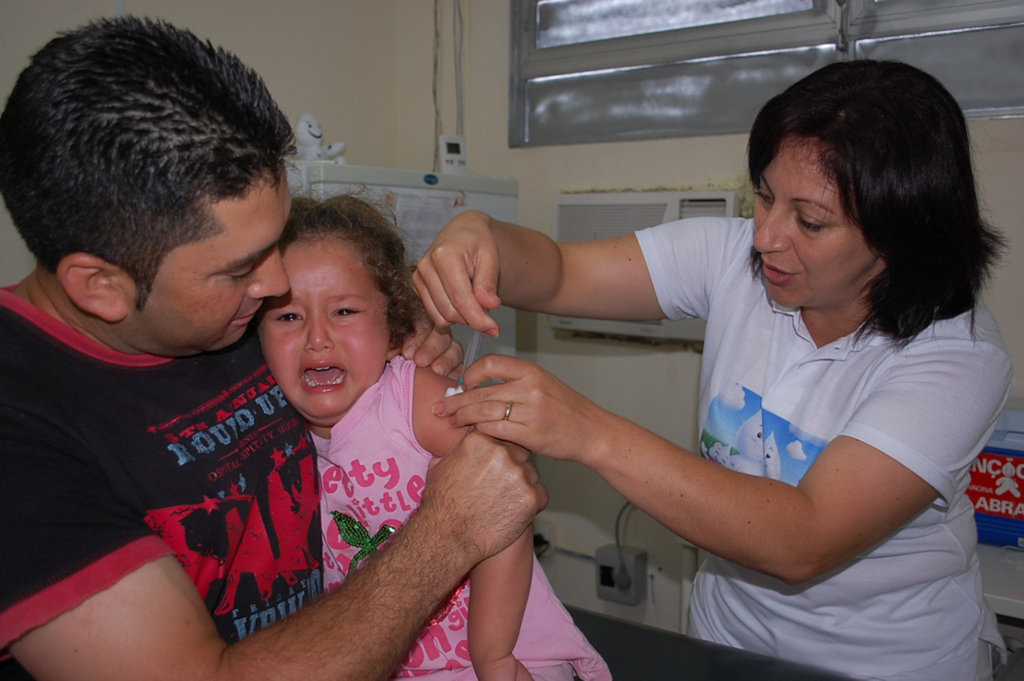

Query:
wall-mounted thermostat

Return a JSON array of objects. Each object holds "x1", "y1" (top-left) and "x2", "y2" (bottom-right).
[{"x1": 439, "y1": 134, "x2": 468, "y2": 175}]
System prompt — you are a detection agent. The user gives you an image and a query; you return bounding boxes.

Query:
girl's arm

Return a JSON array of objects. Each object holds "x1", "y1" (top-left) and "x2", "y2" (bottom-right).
[
  {"x1": 466, "y1": 529, "x2": 534, "y2": 681},
  {"x1": 413, "y1": 366, "x2": 533, "y2": 681}
]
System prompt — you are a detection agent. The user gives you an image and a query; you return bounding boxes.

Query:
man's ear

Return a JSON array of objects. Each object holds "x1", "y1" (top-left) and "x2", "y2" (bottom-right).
[{"x1": 56, "y1": 253, "x2": 137, "y2": 323}]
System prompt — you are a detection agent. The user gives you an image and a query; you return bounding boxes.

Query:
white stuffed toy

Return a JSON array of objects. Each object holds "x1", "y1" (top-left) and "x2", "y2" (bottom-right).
[{"x1": 295, "y1": 112, "x2": 346, "y2": 162}]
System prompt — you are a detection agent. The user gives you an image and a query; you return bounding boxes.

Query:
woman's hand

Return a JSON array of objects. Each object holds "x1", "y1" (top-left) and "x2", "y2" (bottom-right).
[
  {"x1": 432, "y1": 354, "x2": 611, "y2": 464},
  {"x1": 414, "y1": 211, "x2": 504, "y2": 336}
]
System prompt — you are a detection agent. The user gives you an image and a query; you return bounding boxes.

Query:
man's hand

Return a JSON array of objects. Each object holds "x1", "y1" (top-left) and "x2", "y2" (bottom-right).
[
  {"x1": 420, "y1": 431, "x2": 547, "y2": 564},
  {"x1": 401, "y1": 318, "x2": 463, "y2": 379}
]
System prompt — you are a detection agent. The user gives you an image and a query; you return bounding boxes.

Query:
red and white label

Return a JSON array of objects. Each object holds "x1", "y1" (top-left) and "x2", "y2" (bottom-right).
[{"x1": 969, "y1": 450, "x2": 1024, "y2": 519}]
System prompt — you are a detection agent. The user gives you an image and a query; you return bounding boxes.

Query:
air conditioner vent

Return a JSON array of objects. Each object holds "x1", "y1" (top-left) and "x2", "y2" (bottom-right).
[
  {"x1": 681, "y1": 198, "x2": 731, "y2": 219},
  {"x1": 557, "y1": 203, "x2": 671, "y2": 242},
  {"x1": 551, "y1": 191, "x2": 737, "y2": 341}
]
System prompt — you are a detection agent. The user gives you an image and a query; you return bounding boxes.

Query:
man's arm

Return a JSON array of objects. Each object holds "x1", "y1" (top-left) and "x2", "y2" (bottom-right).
[
  {"x1": 10, "y1": 433, "x2": 545, "y2": 681},
  {"x1": 401, "y1": 317, "x2": 464, "y2": 379}
]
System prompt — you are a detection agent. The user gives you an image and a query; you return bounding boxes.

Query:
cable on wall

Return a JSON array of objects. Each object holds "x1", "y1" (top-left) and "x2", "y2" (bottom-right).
[
  {"x1": 433, "y1": 0, "x2": 466, "y2": 171},
  {"x1": 432, "y1": 0, "x2": 443, "y2": 172},
  {"x1": 452, "y1": 0, "x2": 465, "y2": 138},
  {"x1": 614, "y1": 500, "x2": 633, "y2": 590}
]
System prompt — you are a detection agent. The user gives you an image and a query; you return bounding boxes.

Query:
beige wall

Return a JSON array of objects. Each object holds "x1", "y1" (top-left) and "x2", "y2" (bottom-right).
[
  {"x1": 0, "y1": 0, "x2": 405, "y2": 281},
  {"x1": 3, "y1": 1, "x2": 1022, "y2": 580}
]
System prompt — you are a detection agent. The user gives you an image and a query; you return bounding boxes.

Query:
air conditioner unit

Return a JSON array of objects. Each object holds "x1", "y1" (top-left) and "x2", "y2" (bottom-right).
[{"x1": 550, "y1": 191, "x2": 738, "y2": 341}]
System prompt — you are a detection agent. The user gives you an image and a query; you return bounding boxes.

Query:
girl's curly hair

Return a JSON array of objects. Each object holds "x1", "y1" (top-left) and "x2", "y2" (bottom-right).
[{"x1": 280, "y1": 193, "x2": 424, "y2": 350}]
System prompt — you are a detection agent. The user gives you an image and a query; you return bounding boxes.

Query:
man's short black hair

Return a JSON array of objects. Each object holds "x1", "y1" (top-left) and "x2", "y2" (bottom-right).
[{"x1": 0, "y1": 17, "x2": 295, "y2": 305}]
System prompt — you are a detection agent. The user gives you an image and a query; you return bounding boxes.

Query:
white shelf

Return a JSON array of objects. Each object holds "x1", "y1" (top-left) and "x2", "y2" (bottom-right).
[
  {"x1": 979, "y1": 543, "x2": 1024, "y2": 621},
  {"x1": 290, "y1": 161, "x2": 518, "y2": 196}
]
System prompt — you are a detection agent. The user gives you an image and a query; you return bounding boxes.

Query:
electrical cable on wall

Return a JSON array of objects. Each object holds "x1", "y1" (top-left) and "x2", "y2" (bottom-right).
[
  {"x1": 614, "y1": 500, "x2": 633, "y2": 590},
  {"x1": 433, "y1": 0, "x2": 466, "y2": 173},
  {"x1": 452, "y1": 0, "x2": 464, "y2": 138},
  {"x1": 432, "y1": 0, "x2": 443, "y2": 172}
]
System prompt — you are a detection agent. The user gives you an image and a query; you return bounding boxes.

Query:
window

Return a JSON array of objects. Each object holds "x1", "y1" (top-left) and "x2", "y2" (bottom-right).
[
  {"x1": 536, "y1": 0, "x2": 818, "y2": 47},
  {"x1": 510, "y1": 0, "x2": 1024, "y2": 147}
]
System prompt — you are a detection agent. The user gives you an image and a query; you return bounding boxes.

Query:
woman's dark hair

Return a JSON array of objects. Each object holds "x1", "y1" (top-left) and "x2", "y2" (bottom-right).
[
  {"x1": 0, "y1": 17, "x2": 294, "y2": 307},
  {"x1": 747, "y1": 60, "x2": 1004, "y2": 345},
  {"x1": 279, "y1": 195, "x2": 423, "y2": 350}
]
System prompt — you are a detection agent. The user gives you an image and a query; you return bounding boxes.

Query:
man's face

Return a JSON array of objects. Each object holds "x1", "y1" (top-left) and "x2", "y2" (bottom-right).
[{"x1": 116, "y1": 180, "x2": 291, "y2": 357}]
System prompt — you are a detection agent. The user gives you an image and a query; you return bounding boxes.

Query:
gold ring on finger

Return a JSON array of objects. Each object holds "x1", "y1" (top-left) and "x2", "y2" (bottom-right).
[{"x1": 503, "y1": 402, "x2": 513, "y2": 421}]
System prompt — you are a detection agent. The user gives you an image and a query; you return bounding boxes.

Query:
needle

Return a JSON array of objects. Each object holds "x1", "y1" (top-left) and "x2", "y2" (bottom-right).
[
  {"x1": 459, "y1": 329, "x2": 485, "y2": 387},
  {"x1": 446, "y1": 329, "x2": 486, "y2": 398}
]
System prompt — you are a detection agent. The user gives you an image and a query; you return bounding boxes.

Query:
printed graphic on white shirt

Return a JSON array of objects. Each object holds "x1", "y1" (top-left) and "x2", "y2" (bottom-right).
[{"x1": 700, "y1": 383, "x2": 826, "y2": 486}]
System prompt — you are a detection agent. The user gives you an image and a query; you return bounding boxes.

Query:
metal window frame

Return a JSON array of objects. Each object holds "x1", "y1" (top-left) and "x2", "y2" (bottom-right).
[{"x1": 509, "y1": 0, "x2": 1024, "y2": 147}]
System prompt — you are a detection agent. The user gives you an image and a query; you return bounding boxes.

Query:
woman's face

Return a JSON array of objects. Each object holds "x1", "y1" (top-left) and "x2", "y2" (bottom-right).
[{"x1": 753, "y1": 141, "x2": 886, "y2": 345}]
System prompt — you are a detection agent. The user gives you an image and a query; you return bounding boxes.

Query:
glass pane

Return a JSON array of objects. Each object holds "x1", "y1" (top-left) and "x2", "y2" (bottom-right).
[
  {"x1": 521, "y1": 45, "x2": 835, "y2": 145},
  {"x1": 537, "y1": 0, "x2": 817, "y2": 48},
  {"x1": 856, "y1": 22, "x2": 1024, "y2": 118}
]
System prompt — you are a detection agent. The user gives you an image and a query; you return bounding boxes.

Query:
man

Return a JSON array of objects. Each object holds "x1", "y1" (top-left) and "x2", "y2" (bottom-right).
[{"x1": 0, "y1": 17, "x2": 545, "y2": 681}]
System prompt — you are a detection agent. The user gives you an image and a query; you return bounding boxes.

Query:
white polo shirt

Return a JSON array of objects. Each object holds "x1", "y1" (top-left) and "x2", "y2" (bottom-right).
[{"x1": 637, "y1": 217, "x2": 1011, "y2": 680}]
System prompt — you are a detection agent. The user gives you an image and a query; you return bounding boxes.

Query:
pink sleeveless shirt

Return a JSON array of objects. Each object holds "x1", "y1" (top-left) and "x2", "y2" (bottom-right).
[{"x1": 315, "y1": 356, "x2": 610, "y2": 681}]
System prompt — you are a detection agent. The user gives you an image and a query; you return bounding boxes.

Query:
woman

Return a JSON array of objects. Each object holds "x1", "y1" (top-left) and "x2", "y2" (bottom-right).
[{"x1": 414, "y1": 60, "x2": 1011, "y2": 681}]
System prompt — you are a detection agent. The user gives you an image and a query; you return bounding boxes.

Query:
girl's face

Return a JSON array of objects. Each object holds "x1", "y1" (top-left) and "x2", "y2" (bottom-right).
[
  {"x1": 259, "y1": 239, "x2": 396, "y2": 438},
  {"x1": 753, "y1": 141, "x2": 886, "y2": 345}
]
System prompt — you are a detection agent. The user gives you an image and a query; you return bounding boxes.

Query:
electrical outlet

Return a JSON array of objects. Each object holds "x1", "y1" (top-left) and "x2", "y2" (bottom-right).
[{"x1": 595, "y1": 544, "x2": 647, "y2": 605}]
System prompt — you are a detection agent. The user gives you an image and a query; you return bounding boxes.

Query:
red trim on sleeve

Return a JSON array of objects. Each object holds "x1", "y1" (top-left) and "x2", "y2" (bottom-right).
[{"x1": 0, "y1": 536, "x2": 174, "y2": 649}]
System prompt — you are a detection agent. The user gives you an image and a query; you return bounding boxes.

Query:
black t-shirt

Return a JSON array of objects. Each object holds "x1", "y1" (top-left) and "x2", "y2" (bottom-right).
[{"x1": 0, "y1": 289, "x2": 321, "y2": 674}]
